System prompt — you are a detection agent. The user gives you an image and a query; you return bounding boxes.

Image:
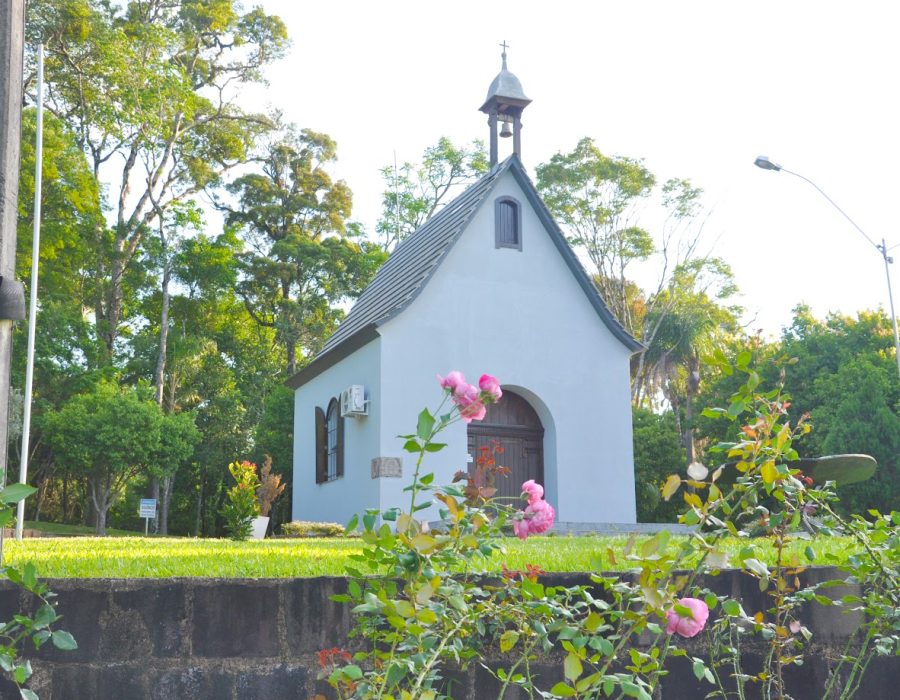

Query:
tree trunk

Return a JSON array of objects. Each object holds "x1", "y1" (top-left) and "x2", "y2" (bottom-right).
[
  {"x1": 194, "y1": 476, "x2": 203, "y2": 537},
  {"x1": 89, "y1": 474, "x2": 110, "y2": 536},
  {"x1": 149, "y1": 476, "x2": 160, "y2": 533},
  {"x1": 160, "y1": 474, "x2": 173, "y2": 536},
  {"x1": 61, "y1": 470, "x2": 69, "y2": 523},
  {"x1": 152, "y1": 226, "x2": 173, "y2": 534}
]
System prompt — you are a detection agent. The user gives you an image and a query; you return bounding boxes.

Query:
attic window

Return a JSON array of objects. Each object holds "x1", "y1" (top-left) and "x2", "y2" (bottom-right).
[{"x1": 495, "y1": 196, "x2": 522, "y2": 250}]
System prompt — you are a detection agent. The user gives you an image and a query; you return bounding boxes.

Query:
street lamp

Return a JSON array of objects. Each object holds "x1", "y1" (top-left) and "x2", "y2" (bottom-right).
[{"x1": 754, "y1": 156, "x2": 900, "y2": 381}]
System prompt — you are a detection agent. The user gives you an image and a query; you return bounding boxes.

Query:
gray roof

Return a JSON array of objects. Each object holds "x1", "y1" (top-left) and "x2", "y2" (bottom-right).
[{"x1": 286, "y1": 156, "x2": 643, "y2": 389}]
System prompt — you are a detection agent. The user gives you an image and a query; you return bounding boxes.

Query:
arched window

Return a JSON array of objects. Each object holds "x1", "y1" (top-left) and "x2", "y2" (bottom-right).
[
  {"x1": 326, "y1": 398, "x2": 339, "y2": 480},
  {"x1": 315, "y1": 398, "x2": 344, "y2": 483},
  {"x1": 495, "y1": 196, "x2": 522, "y2": 250}
]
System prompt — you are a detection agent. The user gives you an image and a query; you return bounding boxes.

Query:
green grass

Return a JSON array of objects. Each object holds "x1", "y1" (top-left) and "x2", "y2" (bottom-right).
[
  {"x1": 23, "y1": 520, "x2": 141, "y2": 537},
  {"x1": 2, "y1": 533, "x2": 860, "y2": 579}
]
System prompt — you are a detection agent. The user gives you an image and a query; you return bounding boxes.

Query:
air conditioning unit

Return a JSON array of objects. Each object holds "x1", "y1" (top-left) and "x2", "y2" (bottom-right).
[{"x1": 340, "y1": 385, "x2": 369, "y2": 417}]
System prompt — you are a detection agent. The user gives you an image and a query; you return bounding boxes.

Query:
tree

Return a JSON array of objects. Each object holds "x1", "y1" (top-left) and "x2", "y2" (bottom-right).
[
  {"x1": 637, "y1": 262, "x2": 741, "y2": 462},
  {"x1": 226, "y1": 129, "x2": 385, "y2": 375},
  {"x1": 42, "y1": 380, "x2": 196, "y2": 534},
  {"x1": 26, "y1": 0, "x2": 288, "y2": 361},
  {"x1": 536, "y1": 137, "x2": 655, "y2": 332},
  {"x1": 535, "y1": 138, "x2": 738, "y2": 411},
  {"x1": 376, "y1": 137, "x2": 488, "y2": 251},
  {"x1": 632, "y1": 407, "x2": 685, "y2": 522}
]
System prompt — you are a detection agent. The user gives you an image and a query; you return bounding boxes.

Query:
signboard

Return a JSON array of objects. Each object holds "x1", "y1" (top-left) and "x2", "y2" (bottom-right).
[{"x1": 139, "y1": 499, "x2": 157, "y2": 519}]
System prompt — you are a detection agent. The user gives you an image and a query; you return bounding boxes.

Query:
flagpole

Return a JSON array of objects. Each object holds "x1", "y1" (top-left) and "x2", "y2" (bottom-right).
[{"x1": 16, "y1": 43, "x2": 43, "y2": 540}]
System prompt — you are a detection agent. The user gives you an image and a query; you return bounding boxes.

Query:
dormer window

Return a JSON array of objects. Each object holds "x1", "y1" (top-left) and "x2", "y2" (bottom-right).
[{"x1": 495, "y1": 196, "x2": 522, "y2": 250}]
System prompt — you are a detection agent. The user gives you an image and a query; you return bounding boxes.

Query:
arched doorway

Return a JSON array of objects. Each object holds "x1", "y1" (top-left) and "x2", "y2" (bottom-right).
[{"x1": 467, "y1": 390, "x2": 544, "y2": 502}]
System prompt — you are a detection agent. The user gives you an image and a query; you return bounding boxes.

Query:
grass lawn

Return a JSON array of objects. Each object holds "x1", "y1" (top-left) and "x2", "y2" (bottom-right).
[
  {"x1": 22, "y1": 520, "x2": 141, "y2": 537},
  {"x1": 2, "y1": 533, "x2": 858, "y2": 579}
]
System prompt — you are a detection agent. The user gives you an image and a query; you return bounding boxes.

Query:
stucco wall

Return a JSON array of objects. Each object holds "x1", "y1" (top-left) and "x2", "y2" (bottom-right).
[
  {"x1": 291, "y1": 338, "x2": 382, "y2": 523},
  {"x1": 376, "y1": 169, "x2": 637, "y2": 523}
]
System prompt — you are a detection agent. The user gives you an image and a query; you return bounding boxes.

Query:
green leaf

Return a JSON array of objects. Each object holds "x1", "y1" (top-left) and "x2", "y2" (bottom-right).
[
  {"x1": 500, "y1": 630, "x2": 519, "y2": 652},
  {"x1": 345, "y1": 514, "x2": 359, "y2": 532},
  {"x1": 661, "y1": 474, "x2": 681, "y2": 501},
  {"x1": 692, "y1": 659, "x2": 707, "y2": 681},
  {"x1": 564, "y1": 652, "x2": 583, "y2": 681},
  {"x1": 20, "y1": 689, "x2": 39, "y2": 700},
  {"x1": 743, "y1": 557, "x2": 769, "y2": 579},
  {"x1": 550, "y1": 682, "x2": 576, "y2": 697},
  {"x1": 403, "y1": 439, "x2": 421, "y2": 453},
  {"x1": 622, "y1": 681, "x2": 651, "y2": 700},
  {"x1": 423, "y1": 442, "x2": 446, "y2": 452},
  {"x1": 0, "y1": 483, "x2": 37, "y2": 505},
  {"x1": 342, "y1": 664, "x2": 363, "y2": 680},
  {"x1": 417, "y1": 409, "x2": 435, "y2": 441},
  {"x1": 51, "y1": 630, "x2": 77, "y2": 651}
]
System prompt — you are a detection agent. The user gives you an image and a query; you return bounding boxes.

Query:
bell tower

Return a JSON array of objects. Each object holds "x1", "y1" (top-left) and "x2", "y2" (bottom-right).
[{"x1": 480, "y1": 42, "x2": 532, "y2": 167}]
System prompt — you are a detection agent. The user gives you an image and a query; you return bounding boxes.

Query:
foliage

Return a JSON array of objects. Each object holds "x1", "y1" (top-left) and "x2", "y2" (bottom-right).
[
  {"x1": 221, "y1": 461, "x2": 261, "y2": 540},
  {"x1": 632, "y1": 407, "x2": 685, "y2": 522},
  {"x1": 319, "y1": 364, "x2": 896, "y2": 699},
  {"x1": 695, "y1": 308, "x2": 900, "y2": 514},
  {"x1": 226, "y1": 129, "x2": 386, "y2": 374},
  {"x1": 0, "y1": 483, "x2": 76, "y2": 698},
  {"x1": 255, "y1": 455, "x2": 285, "y2": 518},
  {"x1": 376, "y1": 137, "x2": 488, "y2": 251},
  {"x1": 26, "y1": 0, "x2": 289, "y2": 359},
  {"x1": 41, "y1": 380, "x2": 195, "y2": 535},
  {"x1": 280, "y1": 521, "x2": 348, "y2": 538}
]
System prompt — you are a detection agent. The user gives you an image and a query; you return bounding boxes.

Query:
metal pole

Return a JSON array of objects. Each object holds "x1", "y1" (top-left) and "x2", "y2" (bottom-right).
[
  {"x1": 756, "y1": 158, "x2": 900, "y2": 381},
  {"x1": 16, "y1": 44, "x2": 42, "y2": 540},
  {"x1": 879, "y1": 238, "x2": 900, "y2": 381},
  {"x1": 0, "y1": 0, "x2": 27, "y2": 562}
]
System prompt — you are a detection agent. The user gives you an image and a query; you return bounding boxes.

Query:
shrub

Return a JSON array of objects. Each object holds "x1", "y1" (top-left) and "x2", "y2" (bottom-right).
[
  {"x1": 280, "y1": 520, "x2": 347, "y2": 538},
  {"x1": 221, "y1": 461, "x2": 260, "y2": 540},
  {"x1": 256, "y1": 454, "x2": 285, "y2": 517}
]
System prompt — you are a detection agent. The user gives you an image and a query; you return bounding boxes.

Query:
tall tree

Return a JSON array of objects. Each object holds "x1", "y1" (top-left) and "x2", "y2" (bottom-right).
[
  {"x1": 226, "y1": 129, "x2": 385, "y2": 375},
  {"x1": 26, "y1": 0, "x2": 288, "y2": 361},
  {"x1": 376, "y1": 137, "x2": 488, "y2": 251}
]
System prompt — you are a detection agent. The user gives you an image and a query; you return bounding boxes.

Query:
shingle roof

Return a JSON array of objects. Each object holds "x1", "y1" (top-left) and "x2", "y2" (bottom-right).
[{"x1": 286, "y1": 155, "x2": 643, "y2": 389}]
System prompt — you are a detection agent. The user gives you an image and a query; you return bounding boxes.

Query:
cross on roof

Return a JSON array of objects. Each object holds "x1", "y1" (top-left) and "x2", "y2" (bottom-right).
[{"x1": 500, "y1": 40, "x2": 509, "y2": 68}]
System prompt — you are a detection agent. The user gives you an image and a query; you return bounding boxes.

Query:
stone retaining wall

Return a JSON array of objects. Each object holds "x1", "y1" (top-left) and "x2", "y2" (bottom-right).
[{"x1": 0, "y1": 568, "x2": 896, "y2": 699}]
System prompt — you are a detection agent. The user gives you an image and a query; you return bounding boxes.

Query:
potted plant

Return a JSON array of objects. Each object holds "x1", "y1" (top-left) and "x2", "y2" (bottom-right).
[{"x1": 253, "y1": 455, "x2": 285, "y2": 539}]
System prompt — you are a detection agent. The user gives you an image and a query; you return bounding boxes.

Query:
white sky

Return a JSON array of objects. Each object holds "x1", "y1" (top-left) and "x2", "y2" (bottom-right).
[{"x1": 251, "y1": 0, "x2": 900, "y2": 337}]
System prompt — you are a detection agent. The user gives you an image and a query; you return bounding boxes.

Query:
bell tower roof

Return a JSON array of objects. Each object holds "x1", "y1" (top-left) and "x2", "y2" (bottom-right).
[{"x1": 480, "y1": 43, "x2": 531, "y2": 113}]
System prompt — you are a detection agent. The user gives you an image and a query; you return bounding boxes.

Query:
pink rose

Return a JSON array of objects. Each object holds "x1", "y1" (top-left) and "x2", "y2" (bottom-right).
[
  {"x1": 457, "y1": 396, "x2": 487, "y2": 423},
  {"x1": 521, "y1": 479, "x2": 544, "y2": 505},
  {"x1": 478, "y1": 374, "x2": 502, "y2": 402},
  {"x1": 526, "y1": 499, "x2": 555, "y2": 535},
  {"x1": 513, "y1": 519, "x2": 530, "y2": 540},
  {"x1": 665, "y1": 598, "x2": 709, "y2": 638},
  {"x1": 454, "y1": 383, "x2": 487, "y2": 423},
  {"x1": 437, "y1": 371, "x2": 467, "y2": 393}
]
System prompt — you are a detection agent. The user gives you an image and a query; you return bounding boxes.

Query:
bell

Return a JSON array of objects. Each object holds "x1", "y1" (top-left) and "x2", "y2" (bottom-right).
[{"x1": 499, "y1": 120, "x2": 512, "y2": 138}]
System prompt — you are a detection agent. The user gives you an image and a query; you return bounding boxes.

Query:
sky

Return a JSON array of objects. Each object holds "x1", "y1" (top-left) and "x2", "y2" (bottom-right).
[{"x1": 250, "y1": 0, "x2": 900, "y2": 337}]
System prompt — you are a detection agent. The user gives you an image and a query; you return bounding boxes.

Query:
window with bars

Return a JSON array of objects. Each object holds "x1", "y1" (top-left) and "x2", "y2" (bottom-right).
[
  {"x1": 495, "y1": 196, "x2": 522, "y2": 250},
  {"x1": 315, "y1": 398, "x2": 344, "y2": 484}
]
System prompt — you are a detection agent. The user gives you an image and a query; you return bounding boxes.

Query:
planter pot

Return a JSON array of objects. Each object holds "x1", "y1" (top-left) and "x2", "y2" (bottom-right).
[{"x1": 250, "y1": 516, "x2": 269, "y2": 539}]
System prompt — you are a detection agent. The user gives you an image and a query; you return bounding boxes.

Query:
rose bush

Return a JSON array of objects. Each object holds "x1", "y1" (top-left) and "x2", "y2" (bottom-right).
[{"x1": 320, "y1": 361, "x2": 895, "y2": 699}]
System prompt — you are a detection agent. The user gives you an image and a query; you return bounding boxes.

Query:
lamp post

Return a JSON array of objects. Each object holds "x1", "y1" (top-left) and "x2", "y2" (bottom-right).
[{"x1": 754, "y1": 156, "x2": 900, "y2": 381}]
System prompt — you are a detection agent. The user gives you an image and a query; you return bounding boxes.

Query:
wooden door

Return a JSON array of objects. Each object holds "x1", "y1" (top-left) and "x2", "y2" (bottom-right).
[{"x1": 467, "y1": 390, "x2": 544, "y2": 502}]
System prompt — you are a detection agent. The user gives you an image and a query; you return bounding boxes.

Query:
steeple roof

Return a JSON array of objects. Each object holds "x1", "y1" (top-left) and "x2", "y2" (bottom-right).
[{"x1": 480, "y1": 47, "x2": 531, "y2": 112}]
